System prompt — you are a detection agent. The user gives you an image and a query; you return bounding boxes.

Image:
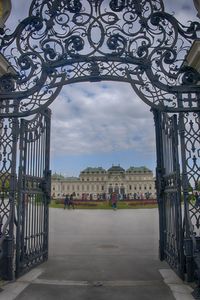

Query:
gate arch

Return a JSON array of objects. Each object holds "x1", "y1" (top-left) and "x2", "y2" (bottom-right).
[
  {"x1": 0, "y1": 0, "x2": 200, "y2": 293},
  {"x1": 0, "y1": 0, "x2": 200, "y2": 117}
]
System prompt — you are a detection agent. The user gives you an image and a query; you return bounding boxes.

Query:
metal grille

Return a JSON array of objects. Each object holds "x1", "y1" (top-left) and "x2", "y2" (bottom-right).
[
  {"x1": 178, "y1": 111, "x2": 200, "y2": 283},
  {"x1": 154, "y1": 110, "x2": 184, "y2": 279},
  {"x1": 15, "y1": 109, "x2": 51, "y2": 277},
  {"x1": 181, "y1": 112, "x2": 200, "y2": 234},
  {"x1": 0, "y1": 0, "x2": 200, "y2": 117},
  {"x1": 0, "y1": 117, "x2": 18, "y2": 280}
]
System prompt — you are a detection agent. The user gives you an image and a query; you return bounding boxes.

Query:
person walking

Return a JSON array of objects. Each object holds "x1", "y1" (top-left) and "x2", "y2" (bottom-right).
[
  {"x1": 64, "y1": 194, "x2": 69, "y2": 209},
  {"x1": 111, "y1": 192, "x2": 117, "y2": 210},
  {"x1": 69, "y1": 193, "x2": 75, "y2": 209}
]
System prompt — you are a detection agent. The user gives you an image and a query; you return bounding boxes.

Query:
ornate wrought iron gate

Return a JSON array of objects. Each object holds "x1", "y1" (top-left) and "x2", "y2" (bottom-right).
[
  {"x1": 15, "y1": 109, "x2": 51, "y2": 277},
  {"x1": 0, "y1": 0, "x2": 200, "y2": 293},
  {"x1": 154, "y1": 110, "x2": 184, "y2": 279}
]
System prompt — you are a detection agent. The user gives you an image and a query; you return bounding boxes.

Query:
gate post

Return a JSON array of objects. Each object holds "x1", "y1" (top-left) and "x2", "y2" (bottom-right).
[
  {"x1": 43, "y1": 109, "x2": 51, "y2": 262},
  {"x1": 152, "y1": 109, "x2": 165, "y2": 261}
]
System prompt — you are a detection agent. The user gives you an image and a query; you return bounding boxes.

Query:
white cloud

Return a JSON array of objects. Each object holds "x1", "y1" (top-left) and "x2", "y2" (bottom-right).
[{"x1": 50, "y1": 82, "x2": 155, "y2": 155}]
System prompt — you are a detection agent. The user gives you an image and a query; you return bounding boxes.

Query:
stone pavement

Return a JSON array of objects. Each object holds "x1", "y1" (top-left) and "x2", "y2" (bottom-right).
[{"x1": 0, "y1": 209, "x2": 194, "y2": 300}]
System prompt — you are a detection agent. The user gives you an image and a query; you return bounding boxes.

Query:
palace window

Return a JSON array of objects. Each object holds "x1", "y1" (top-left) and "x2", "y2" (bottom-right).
[{"x1": 108, "y1": 187, "x2": 113, "y2": 193}]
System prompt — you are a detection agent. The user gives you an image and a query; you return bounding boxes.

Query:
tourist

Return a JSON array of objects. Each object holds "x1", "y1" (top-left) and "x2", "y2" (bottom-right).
[
  {"x1": 69, "y1": 193, "x2": 75, "y2": 209},
  {"x1": 111, "y1": 192, "x2": 117, "y2": 210},
  {"x1": 64, "y1": 194, "x2": 69, "y2": 209}
]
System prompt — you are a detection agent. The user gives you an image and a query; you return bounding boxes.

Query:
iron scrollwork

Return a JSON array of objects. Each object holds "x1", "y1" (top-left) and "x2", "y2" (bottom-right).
[
  {"x1": 180, "y1": 112, "x2": 200, "y2": 235},
  {"x1": 15, "y1": 109, "x2": 51, "y2": 277},
  {"x1": 0, "y1": 0, "x2": 200, "y2": 116},
  {"x1": 0, "y1": 0, "x2": 200, "y2": 287}
]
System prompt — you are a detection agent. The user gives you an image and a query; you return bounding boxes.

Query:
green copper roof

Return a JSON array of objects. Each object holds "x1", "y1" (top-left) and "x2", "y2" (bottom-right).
[
  {"x1": 51, "y1": 173, "x2": 65, "y2": 179},
  {"x1": 64, "y1": 177, "x2": 79, "y2": 181},
  {"x1": 126, "y1": 166, "x2": 152, "y2": 173},
  {"x1": 81, "y1": 167, "x2": 106, "y2": 173},
  {"x1": 108, "y1": 165, "x2": 125, "y2": 173},
  {"x1": 53, "y1": 166, "x2": 153, "y2": 178}
]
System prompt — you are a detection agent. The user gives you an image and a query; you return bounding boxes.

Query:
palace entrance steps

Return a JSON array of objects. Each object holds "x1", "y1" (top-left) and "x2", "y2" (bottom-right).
[{"x1": 1, "y1": 209, "x2": 193, "y2": 300}]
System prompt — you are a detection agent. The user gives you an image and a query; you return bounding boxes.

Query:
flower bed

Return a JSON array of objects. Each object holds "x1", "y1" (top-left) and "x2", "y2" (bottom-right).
[
  {"x1": 74, "y1": 202, "x2": 98, "y2": 207},
  {"x1": 128, "y1": 200, "x2": 157, "y2": 206},
  {"x1": 52, "y1": 198, "x2": 157, "y2": 208}
]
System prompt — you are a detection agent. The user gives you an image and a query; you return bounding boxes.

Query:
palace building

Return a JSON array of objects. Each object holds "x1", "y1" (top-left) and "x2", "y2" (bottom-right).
[{"x1": 51, "y1": 165, "x2": 156, "y2": 200}]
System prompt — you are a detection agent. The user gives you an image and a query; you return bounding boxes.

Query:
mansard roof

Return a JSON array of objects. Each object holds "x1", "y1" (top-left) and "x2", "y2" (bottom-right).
[
  {"x1": 108, "y1": 165, "x2": 125, "y2": 173},
  {"x1": 65, "y1": 177, "x2": 79, "y2": 181},
  {"x1": 51, "y1": 172, "x2": 65, "y2": 179},
  {"x1": 81, "y1": 167, "x2": 106, "y2": 174},
  {"x1": 52, "y1": 173, "x2": 79, "y2": 181},
  {"x1": 126, "y1": 166, "x2": 152, "y2": 173},
  {"x1": 52, "y1": 165, "x2": 153, "y2": 178}
]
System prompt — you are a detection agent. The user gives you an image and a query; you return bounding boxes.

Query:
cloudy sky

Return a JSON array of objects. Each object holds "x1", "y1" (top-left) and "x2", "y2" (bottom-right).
[{"x1": 6, "y1": 1, "x2": 198, "y2": 176}]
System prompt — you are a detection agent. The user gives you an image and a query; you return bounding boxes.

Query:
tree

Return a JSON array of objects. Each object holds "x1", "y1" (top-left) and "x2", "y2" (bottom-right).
[{"x1": 0, "y1": 173, "x2": 10, "y2": 193}]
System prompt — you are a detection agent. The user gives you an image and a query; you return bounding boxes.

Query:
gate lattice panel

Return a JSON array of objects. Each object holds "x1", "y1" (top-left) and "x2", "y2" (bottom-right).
[
  {"x1": 154, "y1": 110, "x2": 184, "y2": 278},
  {"x1": 16, "y1": 109, "x2": 51, "y2": 277},
  {"x1": 0, "y1": 117, "x2": 18, "y2": 280},
  {"x1": 178, "y1": 111, "x2": 200, "y2": 283}
]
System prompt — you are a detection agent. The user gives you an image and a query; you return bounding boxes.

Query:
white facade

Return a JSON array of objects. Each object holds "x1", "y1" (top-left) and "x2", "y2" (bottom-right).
[{"x1": 51, "y1": 165, "x2": 156, "y2": 200}]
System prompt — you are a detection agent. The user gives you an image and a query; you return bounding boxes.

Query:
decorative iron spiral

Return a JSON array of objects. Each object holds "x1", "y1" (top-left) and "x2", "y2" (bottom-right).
[{"x1": 0, "y1": 0, "x2": 200, "y2": 116}]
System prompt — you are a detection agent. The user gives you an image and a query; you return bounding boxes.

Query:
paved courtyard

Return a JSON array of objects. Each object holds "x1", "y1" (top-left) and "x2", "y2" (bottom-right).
[{"x1": 1, "y1": 208, "x2": 194, "y2": 299}]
